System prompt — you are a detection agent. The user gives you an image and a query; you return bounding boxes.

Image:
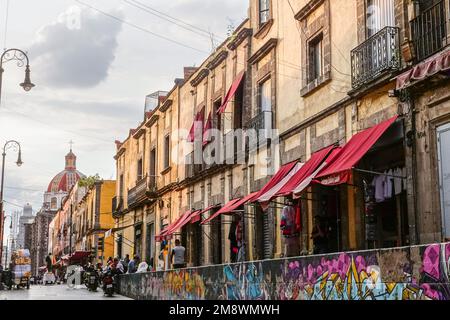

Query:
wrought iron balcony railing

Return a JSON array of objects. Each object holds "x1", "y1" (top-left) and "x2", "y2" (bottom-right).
[
  {"x1": 127, "y1": 176, "x2": 149, "y2": 209},
  {"x1": 351, "y1": 26, "x2": 400, "y2": 89},
  {"x1": 411, "y1": 0, "x2": 448, "y2": 62},
  {"x1": 245, "y1": 111, "x2": 272, "y2": 152}
]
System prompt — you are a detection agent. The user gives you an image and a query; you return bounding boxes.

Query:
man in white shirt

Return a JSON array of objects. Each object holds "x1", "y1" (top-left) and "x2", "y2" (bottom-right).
[{"x1": 171, "y1": 239, "x2": 186, "y2": 269}]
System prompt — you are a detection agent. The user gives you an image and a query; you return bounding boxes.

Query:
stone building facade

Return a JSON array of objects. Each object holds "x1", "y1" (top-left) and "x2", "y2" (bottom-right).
[{"x1": 113, "y1": 0, "x2": 450, "y2": 271}]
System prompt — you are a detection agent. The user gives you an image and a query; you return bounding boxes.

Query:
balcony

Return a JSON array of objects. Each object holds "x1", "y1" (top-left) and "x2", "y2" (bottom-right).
[
  {"x1": 112, "y1": 196, "x2": 124, "y2": 218},
  {"x1": 411, "y1": 0, "x2": 448, "y2": 62},
  {"x1": 245, "y1": 111, "x2": 273, "y2": 152},
  {"x1": 127, "y1": 176, "x2": 150, "y2": 209},
  {"x1": 351, "y1": 26, "x2": 400, "y2": 90}
]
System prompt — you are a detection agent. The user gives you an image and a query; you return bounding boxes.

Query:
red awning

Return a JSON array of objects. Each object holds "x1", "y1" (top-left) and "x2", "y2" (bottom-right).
[
  {"x1": 187, "y1": 108, "x2": 205, "y2": 142},
  {"x1": 190, "y1": 204, "x2": 221, "y2": 223},
  {"x1": 251, "y1": 161, "x2": 298, "y2": 204},
  {"x1": 202, "y1": 111, "x2": 213, "y2": 146},
  {"x1": 253, "y1": 162, "x2": 304, "y2": 210},
  {"x1": 217, "y1": 71, "x2": 245, "y2": 114},
  {"x1": 201, "y1": 192, "x2": 258, "y2": 225},
  {"x1": 276, "y1": 145, "x2": 338, "y2": 199},
  {"x1": 155, "y1": 210, "x2": 199, "y2": 241},
  {"x1": 315, "y1": 115, "x2": 398, "y2": 185},
  {"x1": 396, "y1": 49, "x2": 450, "y2": 90}
]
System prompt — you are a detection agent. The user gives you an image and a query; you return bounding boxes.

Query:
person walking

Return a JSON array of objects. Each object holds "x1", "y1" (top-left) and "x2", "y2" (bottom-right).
[
  {"x1": 127, "y1": 255, "x2": 140, "y2": 274},
  {"x1": 171, "y1": 239, "x2": 186, "y2": 269}
]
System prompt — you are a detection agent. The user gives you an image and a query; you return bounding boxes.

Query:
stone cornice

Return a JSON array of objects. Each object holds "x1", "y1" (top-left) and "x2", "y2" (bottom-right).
[
  {"x1": 228, "y1": 28, "x2": 252, "y2": 50},
  {"x1": 295, "y1": 0, "x2": 324, "y2": 21},
  {"x1": 190, "y1": 69, "x2": 210, "y2": 87},
  {"x1": 159, "y1": 99, "x2": 173, "y2": 113},
  {"x1": 206, "y1": 50, "x2": 228, "y2": 70},
  {"x1": 248, "y1": 38, "x2": 278, "y2": 65}
]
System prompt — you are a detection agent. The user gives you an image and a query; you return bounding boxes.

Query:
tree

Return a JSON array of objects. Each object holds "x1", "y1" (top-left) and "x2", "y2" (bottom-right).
[{"x1": 78, "y1": 174, "x2": 101, "y2": 188}]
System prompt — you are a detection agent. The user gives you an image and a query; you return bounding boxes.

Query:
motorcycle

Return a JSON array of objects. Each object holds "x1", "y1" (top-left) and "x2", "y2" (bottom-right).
[
  {"x1": 84, "y1": 266, "x2": 99, "y2": 292},
  {"x1": 102, "y1": 268, "x2": 115, "y2": 297}
]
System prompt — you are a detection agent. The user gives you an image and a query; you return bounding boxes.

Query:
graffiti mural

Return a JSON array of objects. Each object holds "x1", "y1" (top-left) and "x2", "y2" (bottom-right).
[{"x1": 117, "y1": 242, "x2": 450, "y2": 300}]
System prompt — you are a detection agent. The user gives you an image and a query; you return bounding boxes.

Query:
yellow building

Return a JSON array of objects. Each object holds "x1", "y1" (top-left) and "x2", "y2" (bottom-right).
[{"x1": 73, "y1": 180, "x2": 116, "y2": 264}]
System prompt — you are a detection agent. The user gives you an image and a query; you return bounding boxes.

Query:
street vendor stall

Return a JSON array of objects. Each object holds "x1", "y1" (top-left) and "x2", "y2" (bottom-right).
[{"x1": 1, "y1": 249, "x2": 31, "y2": 290}]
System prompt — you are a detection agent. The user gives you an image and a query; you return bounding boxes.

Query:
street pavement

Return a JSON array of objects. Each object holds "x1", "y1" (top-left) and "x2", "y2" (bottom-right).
[{"x1": 0, "y1": 283, "x2": 132, "y2": 300}]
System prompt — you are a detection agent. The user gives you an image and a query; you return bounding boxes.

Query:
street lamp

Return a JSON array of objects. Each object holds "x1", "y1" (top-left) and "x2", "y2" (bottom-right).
[
  {"x1": 0, "y1": 48, "x2": 35, "y2": 106},
  {"x1": 0, "y1": 140, "x2": 23, "y2": 262},
  {"x1": 1, "y1": 214, "x2": 12, "y2": 267}
]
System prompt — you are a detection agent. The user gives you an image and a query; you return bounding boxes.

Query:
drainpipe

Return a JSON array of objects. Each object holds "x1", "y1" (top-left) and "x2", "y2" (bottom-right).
[{"x1": 404, "y1": 90, "x2": 419, "y2": 245}]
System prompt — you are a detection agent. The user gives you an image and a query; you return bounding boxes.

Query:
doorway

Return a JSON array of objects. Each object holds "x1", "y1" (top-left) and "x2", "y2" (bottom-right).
[{"x1": 437, "y1": 123, "x2": 450, "y2": 240}]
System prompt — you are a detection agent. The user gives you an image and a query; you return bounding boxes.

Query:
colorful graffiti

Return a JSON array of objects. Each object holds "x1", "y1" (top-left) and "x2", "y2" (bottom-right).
[{"x1": 117, "y1": 242, "x2": 450, "y2": 300}]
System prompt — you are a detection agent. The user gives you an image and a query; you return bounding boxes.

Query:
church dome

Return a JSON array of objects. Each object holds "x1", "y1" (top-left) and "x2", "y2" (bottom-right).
[{"x1": 47, "y1": 149, "x2": 85, "y2": 193}]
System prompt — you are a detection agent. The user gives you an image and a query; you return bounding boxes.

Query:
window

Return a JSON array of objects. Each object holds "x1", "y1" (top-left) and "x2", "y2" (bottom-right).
[
  {"x1": 119, "y1": 174, "x2": 124, "y2": 199},
  {"x1": 366, "y1": 0, "x2": 395, "y2": 37},
  {"x1": 308, "y1": 34, "x2": 324, "y2": 82},
  {"x1": 137, "y1": 158, "x2": 143, "y2": 181},
  {"x1": 150, "y1": 148, "x2": 156, "y2": 189},
  {"x1": 164, "y1": 135, "x2": 170, "y2": 169},
  {"x1": 213, "y1": 99, "x2": 222, "y2": 131},
  {"x1": 51, "y1": 197, "x2": 57, "y2": 210},
  {"x1": 259, "y1": 0, "x2": 270, "y2": 25},
  {"x1": 258, "y1": 78, "x2": 271, "y2": 113}
]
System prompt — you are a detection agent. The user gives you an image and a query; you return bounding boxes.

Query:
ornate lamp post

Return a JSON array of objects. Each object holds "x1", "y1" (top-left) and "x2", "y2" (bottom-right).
[
  {"x1": 0, "y1": 141, "x2": 23, "y2": 262},
  {"x1": 0, "y1": 48, "x2": 35, "y2": 106},
  {"x1": 1, "y1": 214, "x2": 12, "y2": 267}
]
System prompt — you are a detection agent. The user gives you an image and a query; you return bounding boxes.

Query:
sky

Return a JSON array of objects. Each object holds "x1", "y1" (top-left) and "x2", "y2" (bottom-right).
[{"x1": 0, "y1": 0, "x2": 248, "y2": 245}]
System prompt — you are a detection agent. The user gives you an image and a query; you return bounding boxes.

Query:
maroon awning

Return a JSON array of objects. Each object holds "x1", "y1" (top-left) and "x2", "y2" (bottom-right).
[
  {"x1": 276, "y1": 145, "x2": 337, "y2": 198},
  {"x1": 155, "y1": 209, "x2": 199, "y2": 241},
  {"x1": 69, "y1": 251, "x2": 91, "y2": 262},
  {"x1": 187, "y1": 108, "x2": 205, "y2": 142},
  {"x1": 315, "y1": 116, "x2": 398, "y2": 185},
  {"x1": 217, "y1": 71, "x2": 245, "y2": 114},
  {"x1": 190, "y1": 204, "x2": 221, "y2": 223},
  {"x1": 201, "y1": 192, "x2": 258, "y2": 225},
  {"x1": 396, "y1": 49, "x2": 450, "y2": 90}
]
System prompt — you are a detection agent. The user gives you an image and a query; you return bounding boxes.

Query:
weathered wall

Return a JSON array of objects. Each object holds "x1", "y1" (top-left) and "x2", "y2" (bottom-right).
[{"x1": 117, "y1": 242, "x2": 450, "y2": 300}]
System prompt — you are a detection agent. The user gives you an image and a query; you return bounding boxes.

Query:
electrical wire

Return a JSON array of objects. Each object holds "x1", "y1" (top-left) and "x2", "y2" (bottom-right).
[
  {"x1": 75, "y1": 0, "x2": 209, "y2": 54},
  {"x1": 123, "y1": 0, "x2": 222, "y2": 42},
  {"x1": 2, "y1": 0, "x2": 9, "y2": 50}
]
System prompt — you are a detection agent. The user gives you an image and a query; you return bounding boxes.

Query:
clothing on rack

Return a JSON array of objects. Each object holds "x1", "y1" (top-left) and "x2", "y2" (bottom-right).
[{"x1": 371, "y1": 167, "x2": 406, "y2": 202}]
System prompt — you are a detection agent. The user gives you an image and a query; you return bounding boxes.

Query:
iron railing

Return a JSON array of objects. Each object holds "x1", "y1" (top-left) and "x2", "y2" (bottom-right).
[
  {"x1": 411, "y1": 0, "x2": 448, "y2": 62},
  {"x1": 127, "y1": 176, "x2": 148, "y2": 208},
  {"x1": 351, "y1": 26, "x2": 400, "y2": 89},
  {"x1": 246, "y1": 111, "x2": 272, "y2": 151}
]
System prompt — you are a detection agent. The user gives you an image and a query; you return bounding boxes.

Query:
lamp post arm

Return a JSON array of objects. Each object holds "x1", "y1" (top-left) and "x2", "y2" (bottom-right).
[{"x1": 0, "y1": 49, "x2": 32, "y2": 107}]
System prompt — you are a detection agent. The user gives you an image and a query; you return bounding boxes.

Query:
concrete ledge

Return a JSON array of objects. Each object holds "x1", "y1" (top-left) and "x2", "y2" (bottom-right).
[{"x1": 117, "y1": 242, "x2": 450, "y2": 300}]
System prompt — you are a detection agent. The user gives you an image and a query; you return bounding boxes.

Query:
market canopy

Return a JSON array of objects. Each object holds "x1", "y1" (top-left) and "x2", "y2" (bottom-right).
[
  {"x1": 277, "y1": 144, "x2": 338, "y2": 199},
  {"x1": 315, "y1": 115, "x2": 398, "y2": 185},
  {"x1": 216, "y1": 71, "x2": 245, "y2": 114},
  {"x1": 201, "y1": 192, "x2": 258, "y2": 225}
]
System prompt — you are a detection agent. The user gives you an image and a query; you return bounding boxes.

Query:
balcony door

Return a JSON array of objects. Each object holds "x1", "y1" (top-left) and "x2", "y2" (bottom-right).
[
  {"x1": 367, "y1": 0, "x2": 395, "y2": 37},
  {"x1": 437, "y1": 123, "x2": 450, "y2": 241}
]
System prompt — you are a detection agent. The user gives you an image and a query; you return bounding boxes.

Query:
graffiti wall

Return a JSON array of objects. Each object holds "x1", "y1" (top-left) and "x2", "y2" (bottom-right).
[{"x1": 117, "y1": 242, "x2": 450, "y2": 300}]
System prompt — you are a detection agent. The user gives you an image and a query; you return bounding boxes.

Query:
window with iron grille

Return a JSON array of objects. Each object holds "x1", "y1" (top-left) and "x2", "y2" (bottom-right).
[{"x1": 366, "y1": 0, "x2": 395, "y2": 37}]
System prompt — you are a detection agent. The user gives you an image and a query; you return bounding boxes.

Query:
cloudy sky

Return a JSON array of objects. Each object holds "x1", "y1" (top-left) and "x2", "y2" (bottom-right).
[{"x1": 0, "y1": 0, "x2": 247, "y2": 244}]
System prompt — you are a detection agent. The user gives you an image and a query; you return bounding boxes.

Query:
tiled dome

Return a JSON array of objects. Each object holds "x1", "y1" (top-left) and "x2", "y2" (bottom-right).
[{"x1": 47, "y1": 149, "x2": 85, "y2": 193}]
